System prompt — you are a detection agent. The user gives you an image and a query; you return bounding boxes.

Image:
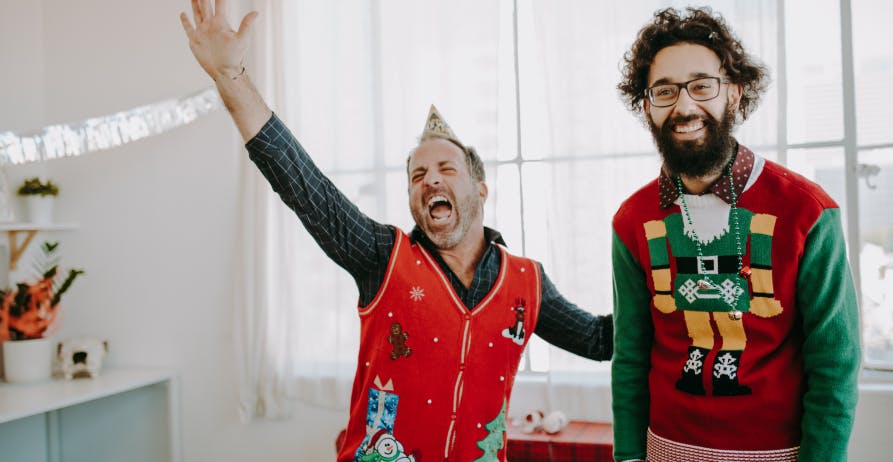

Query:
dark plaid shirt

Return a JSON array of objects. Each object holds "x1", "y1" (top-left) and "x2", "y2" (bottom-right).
[{"x1": 245, "y1": 114, "x2": 611, "y2": 361}]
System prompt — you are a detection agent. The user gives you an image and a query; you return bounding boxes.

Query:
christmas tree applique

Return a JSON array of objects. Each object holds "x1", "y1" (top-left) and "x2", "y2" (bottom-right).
[{"x1": 472, "y1": 399, "x2": 507, "y2": 462}]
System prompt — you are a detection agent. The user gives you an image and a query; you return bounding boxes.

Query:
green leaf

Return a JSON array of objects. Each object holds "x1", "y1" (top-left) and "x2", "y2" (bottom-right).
[
  {"x1": 52, "y1": 269, "x2": 85, "y2": 306},
  {"x1": 31, "y1": 240, "x2": 61, "y2": 282}
]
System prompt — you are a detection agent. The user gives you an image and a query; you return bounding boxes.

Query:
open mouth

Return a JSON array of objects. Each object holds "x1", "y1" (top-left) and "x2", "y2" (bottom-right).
[
  {"x1": 427, "y1": 195, "x2": 453, "y2": 223},
  {"x1": 673, "y1": 118, "x2": 706, "y2": 134}
]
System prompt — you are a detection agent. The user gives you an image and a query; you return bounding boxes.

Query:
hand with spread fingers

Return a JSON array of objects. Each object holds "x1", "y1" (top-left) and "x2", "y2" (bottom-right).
[
  {"x1": 178, "y1": 0, "x2": 270, "y2": 141},
  {"x1": 179, "y1": 0, "x2": 257, "y2": 81}
]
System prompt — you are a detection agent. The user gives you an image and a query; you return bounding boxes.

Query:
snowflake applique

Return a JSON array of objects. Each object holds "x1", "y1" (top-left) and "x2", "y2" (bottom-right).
[
  {"x1": 409, "y1": 286, "x2": 425, "y2": 302},
  {"x1": 678, "y1": 279, "x2": 699, "y2": 303},
  {"x1": 719, "y1": 278, "x2": 745, "y2": 305}
]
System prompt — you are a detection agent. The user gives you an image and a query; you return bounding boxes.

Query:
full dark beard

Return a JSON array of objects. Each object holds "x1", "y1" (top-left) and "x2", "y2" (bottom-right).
[{"x1": 649, "y1": 104, "x2": 736, "y2": 178}]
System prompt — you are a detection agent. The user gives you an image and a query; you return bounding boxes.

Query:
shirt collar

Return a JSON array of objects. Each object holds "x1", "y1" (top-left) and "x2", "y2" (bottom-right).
[
  {"x1": 658, "y1": 142, "x2": 755, "y2": 209},
  {"x1": 409, "y1": 225, "x2": 507, "y2": 247}
]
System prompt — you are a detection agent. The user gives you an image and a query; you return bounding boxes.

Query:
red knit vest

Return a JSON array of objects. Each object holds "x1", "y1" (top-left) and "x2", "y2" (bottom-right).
[{"x1": 337, "y1": 229, "x2": 541, "y2": 462}]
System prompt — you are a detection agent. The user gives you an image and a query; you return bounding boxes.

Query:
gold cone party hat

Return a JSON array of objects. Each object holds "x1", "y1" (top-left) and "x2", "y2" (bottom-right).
[{"x1": 420, "y1": 104, "x2": 463, "y2": 148}]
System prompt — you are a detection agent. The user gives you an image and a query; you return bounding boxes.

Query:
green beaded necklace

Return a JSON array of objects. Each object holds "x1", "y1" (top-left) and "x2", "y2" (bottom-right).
[{"x1": 675, "y1": 157, "x2": 751, "y2": 320}]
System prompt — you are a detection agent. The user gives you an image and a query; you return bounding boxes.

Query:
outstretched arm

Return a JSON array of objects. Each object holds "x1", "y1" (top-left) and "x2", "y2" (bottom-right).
[{"x1": 180, "y1": 0, "x2": 270, "y2": 141}]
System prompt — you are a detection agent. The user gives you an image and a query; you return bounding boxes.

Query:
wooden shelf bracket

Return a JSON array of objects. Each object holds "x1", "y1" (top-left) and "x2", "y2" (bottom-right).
[{"x1": 7, "y1": 229, "x2": 38, "y2": 270}]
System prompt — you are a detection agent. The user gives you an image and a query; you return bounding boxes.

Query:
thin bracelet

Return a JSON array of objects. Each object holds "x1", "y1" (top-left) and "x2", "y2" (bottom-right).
[{"x1": 214, "y1": 66, "x2": 245, "y2": 82}]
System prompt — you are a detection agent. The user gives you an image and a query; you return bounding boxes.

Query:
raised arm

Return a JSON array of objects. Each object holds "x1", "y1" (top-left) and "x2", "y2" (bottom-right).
[
  {"x1": 180, "y1": 0, "x2": 270, "y2": 141},
  {"x1": 179, "y1": 0, "x2": 394, "y2": 304}
]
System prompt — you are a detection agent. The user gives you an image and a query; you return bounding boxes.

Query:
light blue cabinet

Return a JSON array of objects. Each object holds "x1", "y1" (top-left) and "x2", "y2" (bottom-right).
[{"x1": 0, "y1": 369, "x2": 179, "y2": 462}]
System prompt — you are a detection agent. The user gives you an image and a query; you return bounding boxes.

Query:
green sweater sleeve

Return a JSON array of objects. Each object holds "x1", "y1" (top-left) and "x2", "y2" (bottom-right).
[
  {"x1": 796, "y1": 208, "x2": 860, "y2": 461},
  {"x1": 611, "y1": 231, "x2": 654, "y2": 461}
]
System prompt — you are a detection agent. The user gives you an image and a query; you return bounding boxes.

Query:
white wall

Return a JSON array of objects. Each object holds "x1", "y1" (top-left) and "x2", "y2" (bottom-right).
[
  {"x1": 2, "y1": 1, "x2": 891, "y2": 460},
  {"x1": 0, "y1": 0, "x2": 45, "y2": 132},
  {"x1": 0, "y1": 0, "x2": 345, "y2": 460}
]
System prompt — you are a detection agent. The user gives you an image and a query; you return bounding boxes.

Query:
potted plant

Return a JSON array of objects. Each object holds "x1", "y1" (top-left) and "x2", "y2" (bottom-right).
[
  {"x1": 17, "y1": 177, "x2": 60, "y2": 224},
  {"x1": 0, "y1": 241, "x2": 84, "y2": 382}
]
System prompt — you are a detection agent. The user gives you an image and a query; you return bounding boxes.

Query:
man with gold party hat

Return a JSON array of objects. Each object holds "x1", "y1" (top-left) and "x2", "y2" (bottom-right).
[{"x1": 180, "y1": 3, "x2": 611, "y2": 461}]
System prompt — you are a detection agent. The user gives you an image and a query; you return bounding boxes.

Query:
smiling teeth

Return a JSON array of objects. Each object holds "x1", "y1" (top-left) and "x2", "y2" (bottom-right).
[
  {"x1": 675, "y1": 121, "x2": 704, "y2": 133},
  {"x1": 428, "y1": 195, "x2": 449, "y2": 207}
]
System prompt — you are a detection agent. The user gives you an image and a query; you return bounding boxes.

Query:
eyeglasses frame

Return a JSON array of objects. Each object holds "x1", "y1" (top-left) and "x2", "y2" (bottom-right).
[{"x1": 644, "y1": 76, "x2": 732, "y2": 108}]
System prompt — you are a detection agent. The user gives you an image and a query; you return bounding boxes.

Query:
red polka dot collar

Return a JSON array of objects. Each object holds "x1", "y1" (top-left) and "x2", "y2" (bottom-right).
[{"x1": 658, "y1": 143, "x2": 755, "y2": 209}]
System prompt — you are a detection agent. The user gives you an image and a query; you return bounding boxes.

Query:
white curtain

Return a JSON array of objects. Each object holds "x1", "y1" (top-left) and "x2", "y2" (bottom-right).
[
  {"x1": 235, "y1": 0, "x2": 779, "y2": 420},
  {"x1": 234, "y1": 0, "x2": 298, "y2": 421},
  {"x1": 235, "y1": 0, "x2": 506, "y2": 418}
]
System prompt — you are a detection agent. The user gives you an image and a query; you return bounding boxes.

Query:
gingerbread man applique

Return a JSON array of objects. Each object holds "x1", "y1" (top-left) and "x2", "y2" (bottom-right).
[{"x1": 388, "y1": 322, "x2": 412, "y2": 360}]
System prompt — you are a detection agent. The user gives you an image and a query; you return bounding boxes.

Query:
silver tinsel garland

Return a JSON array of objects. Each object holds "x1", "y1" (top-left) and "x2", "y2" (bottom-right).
[{"x1": 0, "y1": 87, "x2": 222, "y2": 166}]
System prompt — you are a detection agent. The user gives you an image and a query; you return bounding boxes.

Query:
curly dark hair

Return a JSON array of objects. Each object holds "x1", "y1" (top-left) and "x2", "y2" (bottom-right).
[{"x1": 618, "y1": 7, "x2": 769, "y2": 122}]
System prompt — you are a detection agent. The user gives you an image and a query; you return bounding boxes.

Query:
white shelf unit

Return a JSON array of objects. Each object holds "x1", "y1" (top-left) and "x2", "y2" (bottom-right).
[
  {"x1": 0, "y1": 222, "x2": 78, "y2": 270},
  {"x1": 0, "y1": 367, "x2": 180, "y2": 462}
]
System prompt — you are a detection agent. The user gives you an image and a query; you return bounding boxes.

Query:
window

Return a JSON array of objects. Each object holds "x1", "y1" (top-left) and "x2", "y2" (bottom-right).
[
  {"x1": 785, "y1": 0, "x2": 893, "y2": 368},
  {"x1": 276, "y1": 0, "x2": 893, "y2": 381},
  {"x1": 852, "y1": 0, "x2": 893, "y2": 367}
]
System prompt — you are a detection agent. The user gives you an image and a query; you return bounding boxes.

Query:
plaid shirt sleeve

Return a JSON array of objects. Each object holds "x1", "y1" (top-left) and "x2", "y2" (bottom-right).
[
  {"x1": 535, "y1": 265, "x2": 614, "y2": 361},
  {"x1": 244, "y1": 113, "x2": 394, "y2": 306}
]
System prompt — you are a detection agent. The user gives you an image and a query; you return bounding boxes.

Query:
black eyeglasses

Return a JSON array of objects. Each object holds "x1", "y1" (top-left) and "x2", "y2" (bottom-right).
[{"x1": 644, "y1": 77, "x2": 730, "y2": 107}]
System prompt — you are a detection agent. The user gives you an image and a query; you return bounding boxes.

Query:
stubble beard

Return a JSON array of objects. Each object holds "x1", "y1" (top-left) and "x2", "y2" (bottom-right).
[
  {"x1": 411, "y1": 190, "x2": 482, "y2": 250},
  {"x1": 649, "y1": 104, "x2": 737, "y2": 178}
]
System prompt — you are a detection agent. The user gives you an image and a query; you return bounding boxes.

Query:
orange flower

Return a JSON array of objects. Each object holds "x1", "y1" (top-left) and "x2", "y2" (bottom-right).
[
  {"x1": 0, "y1": 294, "x2": 8, "y2": 343},
  {"x1": 1, "y1": 275, "x2": 61, "y2": 341}
]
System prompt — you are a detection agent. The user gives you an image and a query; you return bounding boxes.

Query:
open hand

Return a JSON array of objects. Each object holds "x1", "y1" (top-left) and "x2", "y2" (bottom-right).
[{"x1": 180, "y1": 0, "x2": 257, "y2": 81}]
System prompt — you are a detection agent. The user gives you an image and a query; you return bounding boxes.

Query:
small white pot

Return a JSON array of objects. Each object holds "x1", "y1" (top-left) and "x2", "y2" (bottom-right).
[
  {"x1": 2, "y1": 337, "x2": 54, "y2": 383},
  {"x1": 24, "y1": 195, "x2": 55, "y2": 224}
]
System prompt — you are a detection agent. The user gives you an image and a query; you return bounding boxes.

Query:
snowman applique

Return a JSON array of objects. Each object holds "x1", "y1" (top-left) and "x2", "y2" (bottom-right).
[{"x1": 358, "y1": 430, "x2": 417, "y2": 462}]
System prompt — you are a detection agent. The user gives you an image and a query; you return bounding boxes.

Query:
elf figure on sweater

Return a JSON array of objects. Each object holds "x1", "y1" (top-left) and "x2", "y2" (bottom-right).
[{"x1": 644, "y1": 206, "x2": 783, "y2": 396}]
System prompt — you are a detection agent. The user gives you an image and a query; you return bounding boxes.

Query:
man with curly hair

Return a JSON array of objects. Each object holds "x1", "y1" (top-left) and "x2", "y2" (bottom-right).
[{"x1": 611, "y1": 7, "x2": 859, "y2": 462}]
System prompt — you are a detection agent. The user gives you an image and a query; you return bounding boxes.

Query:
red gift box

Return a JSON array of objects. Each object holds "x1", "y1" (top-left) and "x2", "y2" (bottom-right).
[{"x1": 506, "y1": 420, "x2": 614, "y2": 462}]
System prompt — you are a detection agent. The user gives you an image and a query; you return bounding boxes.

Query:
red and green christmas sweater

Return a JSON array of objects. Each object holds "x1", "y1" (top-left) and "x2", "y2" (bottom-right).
[
  {"x1": 611, "y1": 149, "x2": 860, "y2": 462},
  {"x1": 338, "y1": 229, "x2": 541, "y2": 462}
]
